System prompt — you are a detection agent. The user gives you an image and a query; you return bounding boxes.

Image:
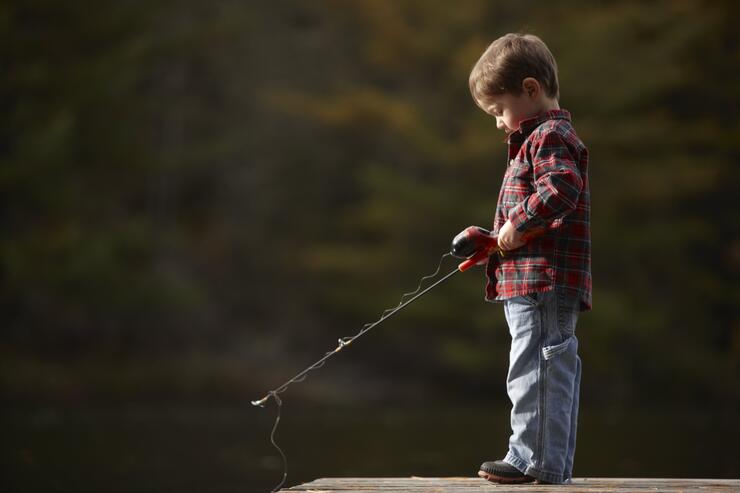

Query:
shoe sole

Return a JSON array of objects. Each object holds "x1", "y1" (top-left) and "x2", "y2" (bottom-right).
[{"x1": 478, "y1": 469, "x2": 536, "y2": 484}]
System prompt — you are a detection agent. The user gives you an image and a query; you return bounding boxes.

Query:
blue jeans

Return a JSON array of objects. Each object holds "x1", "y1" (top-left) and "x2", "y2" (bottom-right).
[{"x1": 502, "y1": 287, "x2": 581, "y2": 484}]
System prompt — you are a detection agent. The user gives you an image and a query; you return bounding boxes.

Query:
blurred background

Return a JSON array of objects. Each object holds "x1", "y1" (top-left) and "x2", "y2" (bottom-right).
[{"x1": 2, "y1": 1, "x2": 739, "y2": 492}]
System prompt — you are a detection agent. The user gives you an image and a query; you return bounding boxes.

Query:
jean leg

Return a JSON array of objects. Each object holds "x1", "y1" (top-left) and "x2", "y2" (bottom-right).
[
  {"x1": 503, "y1": 296, "x2": 542, "y2": 474},
  {"x1": 564, "y1": 351, "x2": 581, "y2": 479},
  {"x1": 503, "y1": 289, "x2": 581, "y2": 484}
]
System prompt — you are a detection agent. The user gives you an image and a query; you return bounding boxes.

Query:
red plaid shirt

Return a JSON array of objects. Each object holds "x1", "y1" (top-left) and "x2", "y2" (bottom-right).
[{"x1": 486, "y1": 109, "x2": 592, "y2": 311}]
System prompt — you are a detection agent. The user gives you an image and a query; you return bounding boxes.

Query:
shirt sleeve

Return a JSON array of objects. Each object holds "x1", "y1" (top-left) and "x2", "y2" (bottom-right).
[{"x1": 508, "y1": 130, "x2": 583, "y2": 232}]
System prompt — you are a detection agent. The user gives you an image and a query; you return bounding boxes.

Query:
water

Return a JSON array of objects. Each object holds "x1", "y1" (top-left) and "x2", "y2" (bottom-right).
[{"x1": 3, "y1": 400, "x2": 738, "y2": 492}]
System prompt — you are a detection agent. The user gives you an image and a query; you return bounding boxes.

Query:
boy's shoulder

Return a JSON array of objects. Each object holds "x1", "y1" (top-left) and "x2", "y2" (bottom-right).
[
  {"x1": 529, "y1": 110, "x2": 574, "y2": 136},
  {"x1": 529, "y1": 111, "x2": 585, "y2": 150}
]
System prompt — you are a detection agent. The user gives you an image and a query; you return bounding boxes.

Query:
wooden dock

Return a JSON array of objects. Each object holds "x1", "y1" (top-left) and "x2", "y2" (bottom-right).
[{"x1": 280, "y1": 477, "x2": 740, "y2": 492}]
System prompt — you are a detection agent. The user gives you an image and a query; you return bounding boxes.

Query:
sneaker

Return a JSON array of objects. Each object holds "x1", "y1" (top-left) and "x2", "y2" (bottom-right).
[{"x1": 478, "y1": 460, "x2": 535, "y2": 484}]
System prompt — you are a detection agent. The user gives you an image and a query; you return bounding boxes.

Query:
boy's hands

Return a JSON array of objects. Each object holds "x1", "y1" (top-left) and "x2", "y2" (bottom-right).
[{"x1": 498, "y1": 220, "x2": 526, "y2": 251}]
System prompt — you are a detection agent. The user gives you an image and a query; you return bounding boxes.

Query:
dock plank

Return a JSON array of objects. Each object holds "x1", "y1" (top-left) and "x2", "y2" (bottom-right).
[{"x1": 282, "y1": 477, "x2": 740, "y2": 492}]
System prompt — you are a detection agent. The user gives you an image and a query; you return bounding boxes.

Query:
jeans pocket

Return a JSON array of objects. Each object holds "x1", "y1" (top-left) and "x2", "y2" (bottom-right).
[
  {"x1": 542, "y1": 336, "x2": 573, "y2": 360},
  {"x1": 520, "y1": 292, "x2": 538, "y2": 306},
  {"x1": 556, "y1": 289, "x2": 579, "y2": 337}
]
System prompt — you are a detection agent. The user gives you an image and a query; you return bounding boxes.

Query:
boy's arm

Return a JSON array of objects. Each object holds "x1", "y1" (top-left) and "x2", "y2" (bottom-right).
[{"x1": 508, "y1": 130, "x2": 583, "y2": 232}]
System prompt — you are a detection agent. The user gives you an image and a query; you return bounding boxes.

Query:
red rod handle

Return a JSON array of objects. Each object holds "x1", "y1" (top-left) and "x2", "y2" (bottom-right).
[{"x1": 457, "y1": 227, "x2": 546, "y2": 272}]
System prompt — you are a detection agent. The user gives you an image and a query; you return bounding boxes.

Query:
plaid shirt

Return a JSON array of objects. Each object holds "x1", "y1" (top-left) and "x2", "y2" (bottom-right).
[{"x1": 486, "y1": 109, "x2": 592, "y2": 311}]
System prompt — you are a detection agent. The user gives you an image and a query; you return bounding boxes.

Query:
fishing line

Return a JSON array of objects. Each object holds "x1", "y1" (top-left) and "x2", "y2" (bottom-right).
[{"x1": 253, "y1": 251, "x2": 458, "y2": 493}]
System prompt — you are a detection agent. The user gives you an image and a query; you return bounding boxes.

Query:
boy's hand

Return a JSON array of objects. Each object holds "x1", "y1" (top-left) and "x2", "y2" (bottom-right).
[{"x1": 498, "y1": 220, "x2": 526, "y2": 251}]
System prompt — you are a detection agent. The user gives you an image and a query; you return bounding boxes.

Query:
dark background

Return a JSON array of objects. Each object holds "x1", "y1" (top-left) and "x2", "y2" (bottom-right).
[{"x1": 2, "y1": 1, "x2": 739, "y2": 492}]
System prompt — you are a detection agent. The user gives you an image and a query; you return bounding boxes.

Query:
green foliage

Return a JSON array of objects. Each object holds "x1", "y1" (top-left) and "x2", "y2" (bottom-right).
[{"x1": 1, "y1": 0, "x2": 738, "y2": 404}]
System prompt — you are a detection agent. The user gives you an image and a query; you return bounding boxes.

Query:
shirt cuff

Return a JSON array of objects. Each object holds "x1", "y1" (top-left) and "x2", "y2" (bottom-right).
[{"x1": 508, "y1": 201, "x2": 540, "y2": 232}]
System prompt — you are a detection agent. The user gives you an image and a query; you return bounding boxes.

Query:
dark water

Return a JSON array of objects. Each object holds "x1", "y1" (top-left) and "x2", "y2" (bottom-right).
[{"x1": 3, "y1": 400, "x2": 738, "y2": 493}]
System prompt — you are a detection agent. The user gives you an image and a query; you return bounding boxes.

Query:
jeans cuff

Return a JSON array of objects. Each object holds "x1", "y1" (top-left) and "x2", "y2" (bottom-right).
[{"x1": 504, "y1": 451, "x2": 564, "y2": 484}]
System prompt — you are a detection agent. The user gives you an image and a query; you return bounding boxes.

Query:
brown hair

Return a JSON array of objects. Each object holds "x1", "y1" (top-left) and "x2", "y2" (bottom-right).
[{"x1": 469, "y1": 33, "x2": 559, "y2": 105}]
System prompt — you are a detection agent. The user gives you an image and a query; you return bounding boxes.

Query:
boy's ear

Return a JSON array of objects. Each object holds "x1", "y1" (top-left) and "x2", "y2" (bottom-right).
[{"x1": 522, "y1": 77, "x2": 540, "y2": 98}]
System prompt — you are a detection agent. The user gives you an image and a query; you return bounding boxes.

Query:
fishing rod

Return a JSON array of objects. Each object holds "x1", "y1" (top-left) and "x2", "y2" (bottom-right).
[
  {"x1": 250, "y1": 225, "x2": 497, "y2": 409},
  {"x1": 252, "y1": 225, "x2": 542, "y2": 492},
  {"x1": 251, "y1": 266, "x2": 457, "y2": 408}
]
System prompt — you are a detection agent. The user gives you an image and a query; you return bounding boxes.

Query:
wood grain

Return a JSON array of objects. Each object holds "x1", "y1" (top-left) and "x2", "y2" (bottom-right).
[{"x1": 281, "y1": 476, "x2": 740, "y2": 492}]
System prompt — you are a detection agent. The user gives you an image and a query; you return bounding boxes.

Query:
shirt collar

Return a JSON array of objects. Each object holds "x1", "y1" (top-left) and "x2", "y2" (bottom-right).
[{"x1": 513, "y1": 109, "x2": 571, "y2": 138}]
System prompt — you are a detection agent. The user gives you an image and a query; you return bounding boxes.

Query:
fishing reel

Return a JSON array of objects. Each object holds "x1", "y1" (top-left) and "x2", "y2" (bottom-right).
[
  {"x1": 451, "y1": 224, "x2": 548, "y2": 272},
  {"x1": 450, "y1": 226, "x2": 500, "y2": 272}
]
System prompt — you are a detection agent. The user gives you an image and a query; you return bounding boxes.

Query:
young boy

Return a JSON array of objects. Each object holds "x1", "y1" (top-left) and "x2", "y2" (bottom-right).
[{"x1": 467, "y1": 33, "x2": 592, "y2": 485}]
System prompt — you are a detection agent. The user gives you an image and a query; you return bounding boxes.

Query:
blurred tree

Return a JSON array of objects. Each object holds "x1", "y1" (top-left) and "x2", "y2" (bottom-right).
[{"x1": 0, "y1": 0, "x2": 737, "y2": 405}]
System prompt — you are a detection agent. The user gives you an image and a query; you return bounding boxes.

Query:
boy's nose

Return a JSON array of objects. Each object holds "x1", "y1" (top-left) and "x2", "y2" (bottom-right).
[{"x1": 496, "y1": 119, "x2": 506, "y2": 131}]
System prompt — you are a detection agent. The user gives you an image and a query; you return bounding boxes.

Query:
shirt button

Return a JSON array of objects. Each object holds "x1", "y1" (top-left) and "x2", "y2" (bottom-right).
[{"x1": 509, "y1": 159, "x2": 515, "y2": 166}]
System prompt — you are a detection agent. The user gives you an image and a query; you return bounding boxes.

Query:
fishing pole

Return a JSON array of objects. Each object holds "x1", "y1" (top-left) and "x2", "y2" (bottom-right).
[
  {"x1": 250, "y1": 264, "x2": 457, "y2": 408},
  {"x1": 250, "y1": 226, "x2": 495, "y2": 405},
  {"x1": 252, "y1": 225, "x2": 525, "y2": 492}
]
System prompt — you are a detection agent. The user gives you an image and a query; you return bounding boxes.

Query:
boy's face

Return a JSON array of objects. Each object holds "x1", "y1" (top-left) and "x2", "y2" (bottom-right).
[{"x1": 477, "y1": 92, "x2": 538, "y2": 135}]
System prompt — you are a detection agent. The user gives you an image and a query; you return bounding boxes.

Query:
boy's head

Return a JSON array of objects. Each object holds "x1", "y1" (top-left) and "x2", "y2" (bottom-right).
[{"x1": 469, "y1": 33, "x2": 560, "y2": 133}]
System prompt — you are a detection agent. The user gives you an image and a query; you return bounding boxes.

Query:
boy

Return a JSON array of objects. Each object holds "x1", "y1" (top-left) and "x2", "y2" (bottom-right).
[{"x1": 467, "y1": 33, "x2": 591, "y2": 485}]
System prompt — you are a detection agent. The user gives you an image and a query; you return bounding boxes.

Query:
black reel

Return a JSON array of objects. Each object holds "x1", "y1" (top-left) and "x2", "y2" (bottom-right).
[{"x1": 450, "y1": 226, "x2": 491, "y2": 259}]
